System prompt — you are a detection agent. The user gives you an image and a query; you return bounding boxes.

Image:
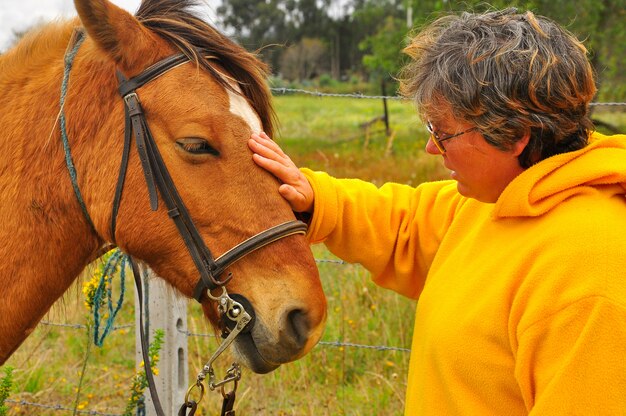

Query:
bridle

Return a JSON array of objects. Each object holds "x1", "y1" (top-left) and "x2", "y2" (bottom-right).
[
  {"x1": 62, "y1": 29, "x2": 307, "y2": 415},
  {"x1": 113, "y1": 46, "x2": 307, "y2": 304}
]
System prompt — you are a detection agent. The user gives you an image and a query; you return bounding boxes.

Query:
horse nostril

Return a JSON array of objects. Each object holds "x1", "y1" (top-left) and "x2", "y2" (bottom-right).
[{"x1": 287, "y1": 308, "x2": 310, "y2": 348}]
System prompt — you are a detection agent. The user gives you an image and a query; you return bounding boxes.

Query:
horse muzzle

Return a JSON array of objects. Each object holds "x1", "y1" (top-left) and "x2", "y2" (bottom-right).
[{"x1": 230, "y1": 299, "x2": 325, "y2": 374}]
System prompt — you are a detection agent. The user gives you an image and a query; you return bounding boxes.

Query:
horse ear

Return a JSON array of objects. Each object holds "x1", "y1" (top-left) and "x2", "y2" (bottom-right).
[{"x1": 74, "y1": 0, "x2": 156, "y2": 71}]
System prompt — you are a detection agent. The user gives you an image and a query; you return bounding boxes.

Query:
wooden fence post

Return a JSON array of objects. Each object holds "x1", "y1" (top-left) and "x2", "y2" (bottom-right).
[{"x1": 135, "y1": 268, "x2": 189, "y2": 415}]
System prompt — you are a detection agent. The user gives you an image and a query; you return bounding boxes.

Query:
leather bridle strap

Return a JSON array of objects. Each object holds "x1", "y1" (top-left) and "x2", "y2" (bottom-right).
[
  {"x1": 62, "y1": 36, "x2": 309, "y2": 415},
  {"x1": 193, "y1": 220, "x2": 307, "y2": 300},
  {"x1": 113, "y1": 55, "x2": 308, "y2": 301},
  {"x1": 111, "y1": 53, "x2": 190, "y2": 242},
  {"x1": 118, "y1": 53, "x2": 191, "y2": 98},
  {"x1": 113, "y1": 53, "x2": 228, "y2": 293},
  {"x1": 131, "y1": 259, "x2": 166, "y2": 416},
  {"x1": 120, "y1": 90, "x2": 226, "y2": 294}
]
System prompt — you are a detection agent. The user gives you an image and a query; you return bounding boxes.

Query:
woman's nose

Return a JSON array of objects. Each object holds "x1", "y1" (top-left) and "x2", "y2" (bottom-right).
[{"x1": 425, "y1": 137, "x2": 443, "y2": 155}]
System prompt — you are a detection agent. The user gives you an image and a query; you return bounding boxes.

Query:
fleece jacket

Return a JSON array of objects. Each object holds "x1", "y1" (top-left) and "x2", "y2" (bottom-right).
[{"x1": 302, "y1": 132, "x2": 626, "y2": 415}]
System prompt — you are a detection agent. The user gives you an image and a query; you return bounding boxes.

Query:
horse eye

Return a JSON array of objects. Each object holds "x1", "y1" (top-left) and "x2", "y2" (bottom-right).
[{"x1": 175, "y1": 138, "x2": 219, "y2": 156}]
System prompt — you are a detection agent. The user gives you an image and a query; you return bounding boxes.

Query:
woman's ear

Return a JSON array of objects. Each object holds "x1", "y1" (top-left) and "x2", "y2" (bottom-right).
[{"x1": 511, "y1": 130, "x2": 531, "y2": 157}]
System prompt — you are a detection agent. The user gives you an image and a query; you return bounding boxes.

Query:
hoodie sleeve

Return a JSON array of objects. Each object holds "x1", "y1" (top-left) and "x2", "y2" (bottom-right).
[{"x1": 301, "y1": 169, "x2": 464, "y2": 299}]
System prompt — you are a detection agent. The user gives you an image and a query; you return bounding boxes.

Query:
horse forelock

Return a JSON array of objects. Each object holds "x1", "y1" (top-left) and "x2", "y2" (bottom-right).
[{"x1": 135, "y1": 0, "x2": 276, "y2": 138}]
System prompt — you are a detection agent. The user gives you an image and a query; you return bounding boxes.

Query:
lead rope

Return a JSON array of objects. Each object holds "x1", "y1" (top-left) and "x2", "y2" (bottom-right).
[
  {"x1": 180, "y1": 286, "x2": 252, "y2": 415},
  {"x1": 60, "y1": 28, "x2": 96, "y2": 232},
  {"x1": 134, "y1": 258, "x2": 247, "y2": 416}
]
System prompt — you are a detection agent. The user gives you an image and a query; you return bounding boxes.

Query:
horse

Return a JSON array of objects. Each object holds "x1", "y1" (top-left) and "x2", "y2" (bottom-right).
[{"x1": 0, "y1": 0, "x2": 327, "y2": 380}]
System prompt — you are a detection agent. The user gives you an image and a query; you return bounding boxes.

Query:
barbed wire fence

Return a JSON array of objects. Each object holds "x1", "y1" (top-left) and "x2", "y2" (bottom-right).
[
  {"x1": 268, "y1": 88, "x2": 625, "y2": 155},
  {"x1": 4, "y1": 256, "x2": 409, "y2": 415},
  {"x1": 269, "y1": 87, "x2": 626, "y2": 108},
  {"x1": 3, "y1": 89, "x2": 625, "y2": 415}
]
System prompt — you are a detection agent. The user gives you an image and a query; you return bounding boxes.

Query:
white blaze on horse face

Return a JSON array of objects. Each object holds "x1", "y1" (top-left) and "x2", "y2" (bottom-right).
[{"x1": 225, "y1": 82, "x2": 262, "y2": 133}]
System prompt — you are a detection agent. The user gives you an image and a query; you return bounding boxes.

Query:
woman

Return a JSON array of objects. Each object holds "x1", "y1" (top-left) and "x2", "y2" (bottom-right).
[{"x1": 249, "y1": 9, "x2": 626, "y2": 415}]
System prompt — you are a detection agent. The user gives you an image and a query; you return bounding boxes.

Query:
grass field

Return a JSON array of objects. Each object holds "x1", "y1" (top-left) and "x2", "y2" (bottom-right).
[
  {"x1": 2, "y1": 95, "x2": 625, "y2": 415},
  {"x1": 3, "y1": 252, "x2": 415, "y2": 415},
  {"x1": 273, "y1": 94, "x2": 450, "y2": 187}
]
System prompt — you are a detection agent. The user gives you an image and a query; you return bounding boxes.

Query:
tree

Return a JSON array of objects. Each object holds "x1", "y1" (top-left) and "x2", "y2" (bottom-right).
[
  {"x1": 216, "y1": 0, "x2": 292, "y2": 70},
  {"x1": 360, "y1": 16, "x2": 408, "y2": 81},
  {"x1": 217, "y1": 0, "x2": 334, "y2": 72},
  {"x1": 280, "y1": 38, "x2": 328, "y2": 81},
  {"x1": 215, "y1": 0, "x2": 625, "y2": 99}
]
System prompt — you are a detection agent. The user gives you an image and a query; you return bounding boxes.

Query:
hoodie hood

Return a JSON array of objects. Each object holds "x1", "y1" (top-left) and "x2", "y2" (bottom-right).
[{"x1": 494, "y1": 132, "x2": 626, "y2": 218}]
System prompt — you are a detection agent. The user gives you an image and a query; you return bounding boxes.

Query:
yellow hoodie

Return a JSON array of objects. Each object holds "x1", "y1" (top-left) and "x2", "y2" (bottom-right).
[{"x1": 302, "y1": 132, "x2": 626, "y2": 415}]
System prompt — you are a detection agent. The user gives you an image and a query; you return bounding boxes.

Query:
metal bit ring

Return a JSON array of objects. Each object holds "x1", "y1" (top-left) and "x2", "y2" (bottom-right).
[{"x1": 184, "y1": 382, "x2": 205, "y2": 405}]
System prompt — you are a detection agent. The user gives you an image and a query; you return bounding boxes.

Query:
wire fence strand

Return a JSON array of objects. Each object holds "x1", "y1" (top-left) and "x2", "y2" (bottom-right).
[
  {"x1": 8, "y1": 257, "x2": 407, "y2": 415},
  {"x1": 270, "y1": 87, "x2": 626, "y2": 107}
]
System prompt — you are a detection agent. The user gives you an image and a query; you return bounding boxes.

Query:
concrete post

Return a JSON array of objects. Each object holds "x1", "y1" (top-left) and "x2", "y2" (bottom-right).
[{"x1": 135, "y1": 267, "x2": 189, "y2": 415}]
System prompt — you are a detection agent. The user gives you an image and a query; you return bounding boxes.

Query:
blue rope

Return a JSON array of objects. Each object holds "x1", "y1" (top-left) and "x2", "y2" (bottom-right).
[
  {"x1": 59, "y1": 30, "x2": 96, "y2": 230},
  {"x1": 60, "y1": 31, "x2": 129, "y2": 347},
  {"x1": 136, "y1": 396, "x2": 146, "y2": 416},
  {"x1": 92, "y1": 249, "x2": 129, "y2": 346}
]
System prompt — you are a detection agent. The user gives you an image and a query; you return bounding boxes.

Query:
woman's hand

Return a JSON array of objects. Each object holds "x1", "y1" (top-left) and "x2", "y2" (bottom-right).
[{"x1": 248, "y1": 132, "x2": 314, "y2": 214}]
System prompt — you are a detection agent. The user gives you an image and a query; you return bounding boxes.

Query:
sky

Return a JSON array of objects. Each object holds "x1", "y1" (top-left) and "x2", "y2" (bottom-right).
[{"x1": 0, "y1": 0, "x2": 220, "y2": 52}]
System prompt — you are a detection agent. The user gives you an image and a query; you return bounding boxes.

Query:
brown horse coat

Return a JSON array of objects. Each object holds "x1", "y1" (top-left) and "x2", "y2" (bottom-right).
[{"x1": 0, "y1": 0, "x2": 326, "y2": 373}]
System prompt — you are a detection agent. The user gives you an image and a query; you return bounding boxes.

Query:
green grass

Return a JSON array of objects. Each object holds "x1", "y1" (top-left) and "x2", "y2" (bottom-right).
[
  {"x1": 2, "y1": 96, "x2": 624, "y2": 415},
  {"x1": 273, "y1": 95, "x2": 449, "y2": 187}
]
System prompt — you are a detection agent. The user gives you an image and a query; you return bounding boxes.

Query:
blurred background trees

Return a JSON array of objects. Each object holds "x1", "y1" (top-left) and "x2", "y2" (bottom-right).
[{"x1": 215, "y1": 0, "x2": 626, "y2": 100}]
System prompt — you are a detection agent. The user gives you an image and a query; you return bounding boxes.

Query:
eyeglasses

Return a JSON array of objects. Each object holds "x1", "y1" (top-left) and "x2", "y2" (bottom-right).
[{"x1": 426, "y1": 121, "x2": 478, "y2": 153}]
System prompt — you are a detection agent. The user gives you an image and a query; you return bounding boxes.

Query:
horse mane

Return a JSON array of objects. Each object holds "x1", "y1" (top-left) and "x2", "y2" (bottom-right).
[
  {"x1": 135, "y1": 0, "x2": 276, "y2": 137},
  {"x1": 0, "y1": 20, "x2": 75, "y2": 77}
]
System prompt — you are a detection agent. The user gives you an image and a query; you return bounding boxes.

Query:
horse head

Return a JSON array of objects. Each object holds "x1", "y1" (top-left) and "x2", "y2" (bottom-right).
[{"x1": 0, "y1": 0, "x2": 326, "y2": 373}]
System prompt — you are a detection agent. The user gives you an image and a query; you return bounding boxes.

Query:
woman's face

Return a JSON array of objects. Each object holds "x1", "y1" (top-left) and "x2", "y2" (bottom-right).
[{"x1": 424, "y1": 108, "x2": 528, "y2": 203}]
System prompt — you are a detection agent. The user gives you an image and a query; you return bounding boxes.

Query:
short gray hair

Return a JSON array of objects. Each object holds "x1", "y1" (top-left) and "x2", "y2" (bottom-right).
[{"x1": 399, "y1": 9, "x2": 597, "y2": 167}]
